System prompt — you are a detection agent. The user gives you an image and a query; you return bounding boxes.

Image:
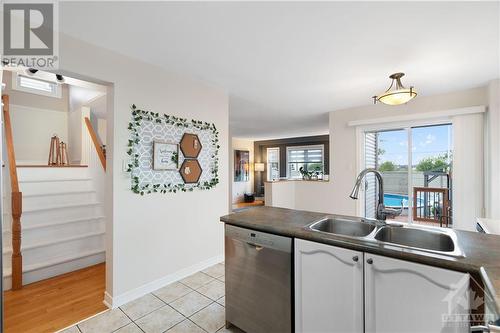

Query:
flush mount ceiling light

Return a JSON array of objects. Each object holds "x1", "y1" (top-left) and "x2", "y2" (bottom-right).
[{"x1": 373, "y1": 72, "x2": 417, "y2": 106}]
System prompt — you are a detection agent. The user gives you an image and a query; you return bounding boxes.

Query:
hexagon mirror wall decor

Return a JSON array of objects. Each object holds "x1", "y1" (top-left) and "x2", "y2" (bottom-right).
[
  {"x1": 179, "y1": 159, "x2": 203, "y2": 184},
  {"x1": 180, "y1": 133, "x2": 202, "y2": 158}
]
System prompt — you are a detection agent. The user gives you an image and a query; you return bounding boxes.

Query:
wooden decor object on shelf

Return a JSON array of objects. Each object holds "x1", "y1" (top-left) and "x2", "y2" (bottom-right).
[
  {"x1": 60, "y1": 141, "x2": 69, "y2": 166},
  {"x1": 48, "y1": 135, "x2": 61, "y2": 166}
]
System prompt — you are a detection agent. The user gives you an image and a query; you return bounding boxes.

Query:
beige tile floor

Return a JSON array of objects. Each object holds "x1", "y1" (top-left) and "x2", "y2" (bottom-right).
[{"x1": 60, "y1": 263, "x2": 244, "y2": 333}]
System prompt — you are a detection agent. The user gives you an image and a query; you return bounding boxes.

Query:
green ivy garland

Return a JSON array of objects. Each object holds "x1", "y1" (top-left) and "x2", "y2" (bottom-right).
[{"x1": 127, "y1": 104, "x2": 220, "y2": 195}]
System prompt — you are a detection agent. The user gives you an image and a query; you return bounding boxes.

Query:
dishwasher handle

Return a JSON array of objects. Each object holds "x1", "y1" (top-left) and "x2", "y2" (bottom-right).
[{"x1": 247, "y1": 242, "x2": 264, "y2": 251}]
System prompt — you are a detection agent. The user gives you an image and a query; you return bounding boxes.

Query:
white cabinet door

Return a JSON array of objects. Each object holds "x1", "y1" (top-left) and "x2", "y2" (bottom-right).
[
  {"x1": 364, "y1": 253, "x2": 470, "y2": 333},
  {"x1": 295, "y1": 239, "x2": 363, "y2": 333}
]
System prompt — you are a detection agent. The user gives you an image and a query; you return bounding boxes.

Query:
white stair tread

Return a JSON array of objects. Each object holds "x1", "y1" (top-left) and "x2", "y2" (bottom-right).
[
  {"x1": 2, "y1": 215, "x2": 104, "y2": 233},
  {"x1": 4, "y1": 167, "x2": 105, "y2": 285},
  {"x1": 3, "y1": 230, "x2": 105, "y2": 253},
  {"x1": 3, "y1": 248, "x2": 105, "y2": 277},
  {"x1": 22, "y1": 216, "x2": 105, "y2": 231},
  {"x1": 23, "y1": 189, "x2": 96, "y2": 198},
  {"x1": 23, "y1": 201, "x2": 101, "y2": 213}
]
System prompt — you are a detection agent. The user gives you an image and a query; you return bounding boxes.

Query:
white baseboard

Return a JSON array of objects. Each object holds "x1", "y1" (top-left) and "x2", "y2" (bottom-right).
[
  {"x1": 103, "y1": 291, "x2": 113, "y2": 308},
  {"x1": 105, "y1": 254, "x2": 224, "y2": 308}
]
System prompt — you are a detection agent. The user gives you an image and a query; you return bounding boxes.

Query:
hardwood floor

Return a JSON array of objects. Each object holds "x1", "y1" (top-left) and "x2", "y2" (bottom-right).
[
  {"x1": 232, "y1": 200, "x2": 265, "y2": 210},
  {"x1": 4, "y1": 263, "x2": 107, "y2": 333}
]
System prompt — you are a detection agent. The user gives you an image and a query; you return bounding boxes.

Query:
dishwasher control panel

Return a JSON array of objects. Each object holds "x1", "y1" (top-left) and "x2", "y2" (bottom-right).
[{"x1": 225, "y1": 224, "x2": 292, "y2": 253}]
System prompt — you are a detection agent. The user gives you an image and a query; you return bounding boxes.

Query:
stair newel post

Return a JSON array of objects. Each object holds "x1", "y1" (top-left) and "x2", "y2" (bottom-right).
[
  {"x1": 2, "y1": 94, "x2": 23, "y2": 289},
  {"x1": 11, "y1": 191, "x2": 22, "y2": 290}
]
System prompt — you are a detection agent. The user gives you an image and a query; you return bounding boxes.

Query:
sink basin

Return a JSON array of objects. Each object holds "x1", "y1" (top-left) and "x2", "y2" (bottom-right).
[
  {"x1": 374, "y1": 226, "x2": 455, "y2": 253},
  {"x1": 308, "y1": 218, "x2": 376, "y2": 238}
]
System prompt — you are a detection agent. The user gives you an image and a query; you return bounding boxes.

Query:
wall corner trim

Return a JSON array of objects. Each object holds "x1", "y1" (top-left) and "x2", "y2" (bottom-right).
[
  {"x1": 103, "y1": 291, "x2": 113, "y2": 309},
  {"x1": 104, "y1": 255, "x2": 224, "y2": 308}
]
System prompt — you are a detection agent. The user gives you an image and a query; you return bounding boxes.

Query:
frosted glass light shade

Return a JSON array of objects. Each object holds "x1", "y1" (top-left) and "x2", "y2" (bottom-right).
[
  {"x1": 377, "y1": 88, "x2": 417, "y2": 105},
  {"x1": 374, "y1": 72, "x2": 417, "y2": 106}
]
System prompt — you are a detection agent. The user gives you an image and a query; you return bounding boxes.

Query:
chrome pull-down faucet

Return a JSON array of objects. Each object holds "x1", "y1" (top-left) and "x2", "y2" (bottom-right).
[{"x1": 349, "y1": 168, "x2": 402, "y2": 221}]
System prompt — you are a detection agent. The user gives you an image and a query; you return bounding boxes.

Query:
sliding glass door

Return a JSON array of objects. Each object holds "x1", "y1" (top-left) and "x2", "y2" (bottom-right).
[
  {"x1": 365, "y1": 129, "x2": 409, "y2": 221},
  {"x1": 363, "y1": 124, "x2": 453, "y2": 226},
  {"x1": 410, "y1": 124, "x2": 453, "y2": 226}
]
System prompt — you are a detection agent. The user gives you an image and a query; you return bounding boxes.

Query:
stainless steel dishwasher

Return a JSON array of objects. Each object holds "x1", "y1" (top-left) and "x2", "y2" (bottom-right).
[{"x1": 225, "y1": 224, "x2": 292, "y2": 333}]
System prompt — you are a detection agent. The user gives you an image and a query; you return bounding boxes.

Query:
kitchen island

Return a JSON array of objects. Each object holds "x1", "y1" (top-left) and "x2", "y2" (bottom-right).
[{"x1": 221, "y1": 206, "x2": 500, "y2": 333}]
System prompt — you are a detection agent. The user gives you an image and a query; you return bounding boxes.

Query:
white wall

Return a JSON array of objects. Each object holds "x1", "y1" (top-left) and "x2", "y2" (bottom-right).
[
  {"x1": 68, "y1": 90, "x2": 107, "y2": 165},
  {"x1": 80, "y1": 106, "x2": 106, "y2": 205},
  {"x1": 68, "y1": 106, "x2": 82, "y2": 164},
  {"x1": 58, "y1": 32, "x2": 229, "y2": 306},
  {"x1": 265, "y1": 181, "x2": 295, "y2": 209},
  {"x1": 231, "y1": 138, "x2": 254, "y2": 203},
  {"x1": 265, "y1": 181, "x2": 332, "y2": 214},
  {"x1": 88, "y1": 94, "x2": 108, "y2": 146},
  {"x1": 2, "y1": 71, "x2": 70, "y2": 163},
  {"x1": 97, "y1": 118, "x2": 107, "y2": 146},
  {"x1": 10, "y1": 105, "x2": 68, "y2": 163}
]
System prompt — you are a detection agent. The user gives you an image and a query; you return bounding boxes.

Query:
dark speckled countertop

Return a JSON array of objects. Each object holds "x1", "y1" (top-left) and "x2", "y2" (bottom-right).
[{"x1": 220, "y1": 206, "x2": 500, "y2": 320}]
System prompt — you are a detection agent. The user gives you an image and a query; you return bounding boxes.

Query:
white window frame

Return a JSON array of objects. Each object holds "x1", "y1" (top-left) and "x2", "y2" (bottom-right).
[
  {"x1": 266, "y1": 147, "x2": 280, "y2": 181},
  {"x1": 12, "y1": 73, "x2": 62, "y2": 98},
  {"x1": 286, "y1": 144, "x2": 324, "y2": 179}
]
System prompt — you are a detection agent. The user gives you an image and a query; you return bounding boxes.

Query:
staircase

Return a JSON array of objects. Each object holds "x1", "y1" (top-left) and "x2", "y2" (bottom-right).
[{"x1": 3, "y1": 166, "x2": 105, "y2": 290}]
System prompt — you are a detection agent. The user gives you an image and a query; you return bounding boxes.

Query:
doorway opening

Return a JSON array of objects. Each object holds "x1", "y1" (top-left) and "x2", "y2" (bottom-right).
[{"x1": 1, "y1": 66, "x2": 111, "y2": 332}]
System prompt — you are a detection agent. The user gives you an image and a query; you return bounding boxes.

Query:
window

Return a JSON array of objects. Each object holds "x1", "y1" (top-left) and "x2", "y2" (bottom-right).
[
  {"x1": 266, "y1": 147, "x2": 280, "y2": 181},
  {"x1": 286, "y1": 145, "x2": 324, "y2": 179},
  {"x1": 12, "y1": 73, "x2": 61, "y2": 98}
]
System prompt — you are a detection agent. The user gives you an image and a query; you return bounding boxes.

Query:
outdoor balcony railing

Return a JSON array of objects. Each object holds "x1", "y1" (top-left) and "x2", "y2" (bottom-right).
[{"x1": 413, "y1": 186, "x2": 451, "y2": 227}]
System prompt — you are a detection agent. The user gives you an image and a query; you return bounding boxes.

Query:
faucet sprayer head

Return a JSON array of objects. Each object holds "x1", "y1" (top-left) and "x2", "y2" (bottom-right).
[{"x1": 349, "y1": 186, "x2": 360, "y2": 200}]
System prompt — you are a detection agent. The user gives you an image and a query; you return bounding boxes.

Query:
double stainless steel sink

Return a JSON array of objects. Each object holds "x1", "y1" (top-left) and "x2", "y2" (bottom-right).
[{"x1": 307, "y1": 216, "x2": 464, "y2": 257}]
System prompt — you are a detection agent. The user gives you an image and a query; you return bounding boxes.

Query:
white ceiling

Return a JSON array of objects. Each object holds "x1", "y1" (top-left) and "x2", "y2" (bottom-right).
[
  {"x1": 59, "y1": 2, "x2": 499, "y2": 139},
  {"x1": 69, "y1": 85, "x2": 106, "y2": 117}
]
